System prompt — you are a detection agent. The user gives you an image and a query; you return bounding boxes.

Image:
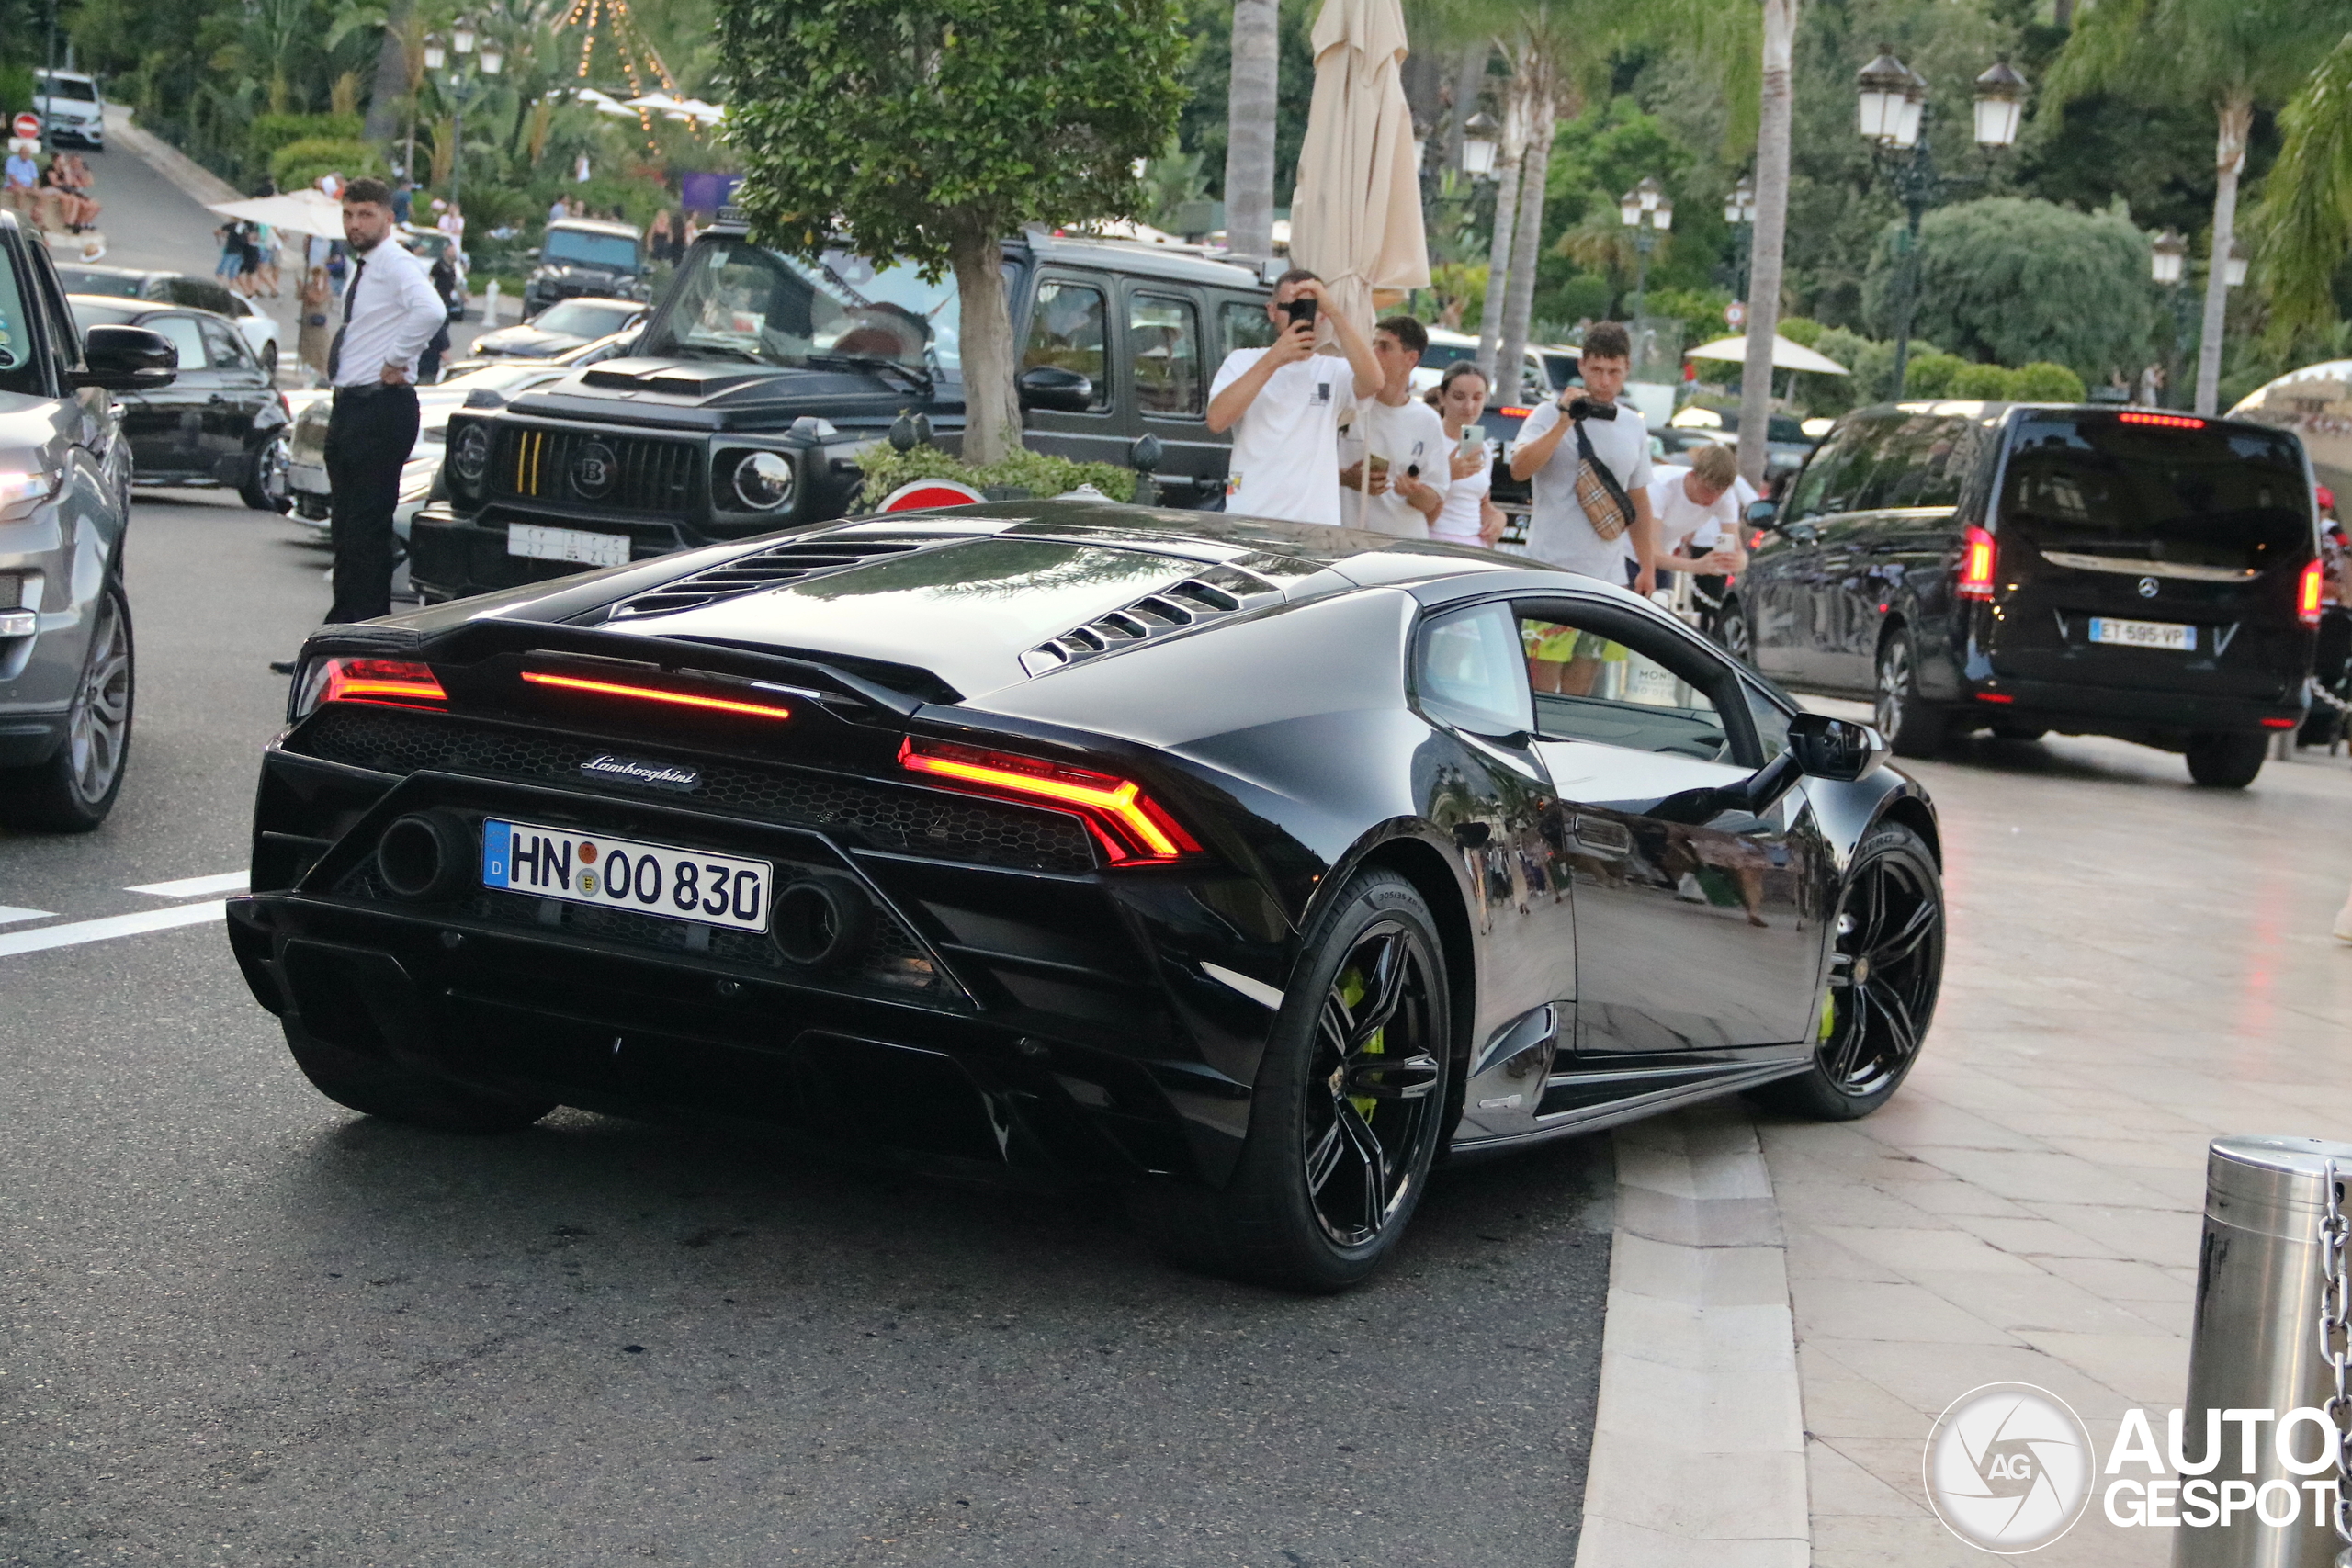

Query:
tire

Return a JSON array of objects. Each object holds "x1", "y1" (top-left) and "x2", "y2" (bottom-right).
[
  {"x1": 1718, "y1": 599, "x2": 1757, "y2": 668},
  {"x1": 241, "y1": 434, "x2": 291, "y2": 513},
  {"x1": 2185, "y1": 730, "x2": 2267, "y2": 788},
  {"x1": 1875, "y1": 627, "x2": 1948, "y2": 759},
  {"x1": 1988, "y1": 724, "x2": 2047, "y2": 742},
  {"x1": 1131, "y1": 869, "x2": 1453, "y2": 1292},
  {"x1": 1750, "y1": 821, "x2": 1943, "y2": 1122},
  {"x1": 0, "y1": 580, "x2": 132, "y2": 832},
  {"x1": 283, "y1": 1020, "x2": 556, "y2": 1134}
]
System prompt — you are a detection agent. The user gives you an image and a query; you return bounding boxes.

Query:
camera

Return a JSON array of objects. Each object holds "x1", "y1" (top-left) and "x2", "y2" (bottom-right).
[{"x1": 1566, "y1": 396, "x2": 1617, "y2": 421}]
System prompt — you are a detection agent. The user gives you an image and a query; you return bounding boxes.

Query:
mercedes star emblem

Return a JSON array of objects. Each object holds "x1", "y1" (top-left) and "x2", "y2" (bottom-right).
[{"x1": 2137, "y1": 576, "x2": 2159, "y2": 599}]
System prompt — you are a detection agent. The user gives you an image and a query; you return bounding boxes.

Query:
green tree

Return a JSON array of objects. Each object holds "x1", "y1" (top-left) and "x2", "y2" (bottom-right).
[
  {"x1": 718, "y1": 0, "x2": 1188, "y2": 466},
  {"x1": 1861, "y1": 197, "x2": 2153, "y2": 383}
]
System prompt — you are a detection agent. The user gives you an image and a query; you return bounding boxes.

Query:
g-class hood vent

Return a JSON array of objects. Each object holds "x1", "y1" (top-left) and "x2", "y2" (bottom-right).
[
  {"x1": 612, "y1": 536, "x2": 927, "y2": 618},
  {"x1": 1018, "y1": 563, "x2": 1284, "y2": 676}
]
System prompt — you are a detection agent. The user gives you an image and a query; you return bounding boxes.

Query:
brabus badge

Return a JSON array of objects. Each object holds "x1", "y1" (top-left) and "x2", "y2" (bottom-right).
[
  {"x1": 571, "y1": 440, "x2": 618, "y2": 500},
  {"x1": 581, "y1": 753, "x2": 700, "y2": 792}
]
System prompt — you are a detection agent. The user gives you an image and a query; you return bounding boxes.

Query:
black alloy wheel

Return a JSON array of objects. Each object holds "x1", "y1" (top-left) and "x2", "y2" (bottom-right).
[
  {"x1": 1751, "y1": 821, "x2": 1943, "y2": 1121},
  {"x1": 242, "y1": 433, "x2": 292, "y2": 513},
  {"x1": 1718, "y1": 600, "x2": 1756, "y2": 667},
  {"x1": 1875, "y1": 628, "x2": 1947, "y2": 759},
  {"x1": 2185, "y1": 730, "x2": 2267, "y2": 789},
  {"x1": 1131, "y1": 869, "x2": 1453, "y2": 1292},
  {"x1": 0, "y1": 580, "x2": 132, "y2": 831}
]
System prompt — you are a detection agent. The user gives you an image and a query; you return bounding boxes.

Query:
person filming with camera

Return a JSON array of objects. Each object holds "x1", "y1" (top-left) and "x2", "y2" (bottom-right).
[
  {"x1": 1508, "y1": 321, "x2": 1658, "y2": 594},
  {"x1": 1206, "y1": 269, "x2": 1382, "y2": 526}
]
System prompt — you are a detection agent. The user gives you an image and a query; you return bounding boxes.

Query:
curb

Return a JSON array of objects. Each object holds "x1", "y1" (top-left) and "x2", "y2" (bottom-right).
[
  {"x1": 1577, "y1": 1103, "x2": 1810, "y2": 1566},
  {"x1": 104, "y1": 104, "x2": 243, "y2": 209}
]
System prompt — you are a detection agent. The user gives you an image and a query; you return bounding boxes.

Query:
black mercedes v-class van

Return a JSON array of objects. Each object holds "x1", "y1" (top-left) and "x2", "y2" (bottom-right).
[{"x1": 1724, "y1": 401, "x2": 2321, "y2": 787}]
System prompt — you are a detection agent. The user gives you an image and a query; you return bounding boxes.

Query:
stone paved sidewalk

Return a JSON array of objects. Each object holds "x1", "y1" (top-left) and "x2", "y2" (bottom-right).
[{"x1": 1774, "y1": 722, "x2": 2352, "y2": 1565}]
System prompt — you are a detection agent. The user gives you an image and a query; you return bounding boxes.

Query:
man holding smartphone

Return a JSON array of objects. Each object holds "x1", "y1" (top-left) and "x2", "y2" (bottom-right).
[
  {"x1": 1206, "y1": 269, "x2": 1382, "y2": 526},
  {"x1": 1508, "y1": 321, "x2": 1658, "y2": 594}
]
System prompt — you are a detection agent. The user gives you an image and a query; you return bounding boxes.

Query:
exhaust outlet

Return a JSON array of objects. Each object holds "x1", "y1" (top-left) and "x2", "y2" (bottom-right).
[
  {"x1": 377, "y1": 811, "x2": 473, "y2": 901},
  {"x1": 771, "y1": 874, "x2": 875, "y2": 969}
]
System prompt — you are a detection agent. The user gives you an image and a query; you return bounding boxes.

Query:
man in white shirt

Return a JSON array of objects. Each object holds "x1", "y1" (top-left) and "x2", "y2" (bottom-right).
[
  {"x1": 1647, "y1": 442, "x2": 1747, "y2": 575},
  {"x1": 1205, "y1": 268, "x2": 1381, "y2": 526},
  {"x1": 322, "y1": 176, "x2": 447, "y2": 625},
  {"x1": 1337, "y1": 315, "x2": 1452, "y2": 537},
  {"x1": 1508, "y1": 321, "x2": 1657, "y2": 592}
]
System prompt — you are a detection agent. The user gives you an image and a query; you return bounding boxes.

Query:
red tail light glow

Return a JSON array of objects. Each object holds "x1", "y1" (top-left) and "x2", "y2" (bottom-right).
[
  {"x1": 306, "y1": 657, "x2": 447, "y2": 713},
  {"x1": 520, "y1": 671, "x2": 791, "y2": 720},
  {"x1": 1958, "y1": 525, "x2": 1997, "y2": 601},
  {"x1": 2119, "y1": 412, "x2": 2205, "y2": 429},
  {"x1": 2261, "y1": 716, "x2": 2299, "y2": 729},
  {"x1": 2301, "y1": 558, "x2": 2325, "y2": 626},
  {"x1": 1497, "y1": 406, "x2": 1534, "y2": 420},
  {"x1": 1975, "y1": 692, "x2": 2016, "y2": 704},
  {"x1": 899, "y1": 737, "x2": 1200, "y2": 863}
]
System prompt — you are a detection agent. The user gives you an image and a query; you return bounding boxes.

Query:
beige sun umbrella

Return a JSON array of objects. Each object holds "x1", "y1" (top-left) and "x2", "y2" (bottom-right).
[
  {"x1": 1687, "y1": 333, "x2": 1851, "y2": 376},
  {"x1": 1286, "y1": 0, "x2": 1429, "y2": 341}
]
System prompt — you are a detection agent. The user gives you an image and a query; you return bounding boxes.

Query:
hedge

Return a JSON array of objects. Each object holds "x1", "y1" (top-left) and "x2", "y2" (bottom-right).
[{"x1": 854, "y1": 444, "x2": 1138, "y2": 511}]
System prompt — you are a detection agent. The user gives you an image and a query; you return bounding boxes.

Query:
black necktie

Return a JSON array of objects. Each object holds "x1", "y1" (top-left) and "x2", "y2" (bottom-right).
[{"x1": 326, "y1": 258, "x2": 368, "y2": 383}]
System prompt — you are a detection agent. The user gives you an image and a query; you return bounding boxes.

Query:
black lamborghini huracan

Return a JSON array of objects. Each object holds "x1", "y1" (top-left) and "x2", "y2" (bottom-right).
[{"x1": 230, "y1": 501, "x2": 1945, "y2": 1291}]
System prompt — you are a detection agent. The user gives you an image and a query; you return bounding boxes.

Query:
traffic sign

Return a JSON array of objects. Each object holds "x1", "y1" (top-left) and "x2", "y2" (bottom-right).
[
  {"x1": 1724, "y1": 300, "x2": 1747, "y2": 328},
  {"x1": 11, "y1": 113, "x2": 40, "y2": 141},
  {"x1": 877, "y1": 478, "x2": 986, "y2": 513}
]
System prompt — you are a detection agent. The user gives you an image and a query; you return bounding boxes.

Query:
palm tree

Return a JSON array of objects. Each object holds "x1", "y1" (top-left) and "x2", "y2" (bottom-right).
[
  {"x1": 2049, "y1": 0, "x2": 2344, "y2": 414},
  {"x1": 1736, "y1": 0, "x2": 1795, "y2": 489},
  {"x1": 1226, "y1": 0, "x2": 1280, "y2": 263},
  {"x1": 2250, "y1": 32, "x2": 2352, "y2": 344},
  {"x1": 1493, "y1": 73, "x2": 1558, "y2": 400}
]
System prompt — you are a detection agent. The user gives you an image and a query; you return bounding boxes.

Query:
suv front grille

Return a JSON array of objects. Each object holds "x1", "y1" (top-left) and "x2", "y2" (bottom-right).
[
  {"x1": 491, "y1": 425, "x2": 698, "y2": 514},
  {"x1": 290, "y1": 705, "x2": 1098, "y2": 874}
]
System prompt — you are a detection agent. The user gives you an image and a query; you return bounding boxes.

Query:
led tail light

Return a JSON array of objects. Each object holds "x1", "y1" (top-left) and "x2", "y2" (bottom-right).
[
  {"x1": 1957, "y1": 525, "x2": 1997, "y2": 601},
  {"x1": 898, "y1": 737, "x2": 1201, "y2": 863},
  {"x1": 298, "y1": 657, "x2": 447, "y2": 716},
  {"x1": 2119, "y1": 411, "x2": 2205, "y2": 429},
  {"x1": 518, "y1": 671, "x2": 792, "y2": 720},
  {"x1": 2301, "y1": 558, "x2": 2325, "y2": 626}
]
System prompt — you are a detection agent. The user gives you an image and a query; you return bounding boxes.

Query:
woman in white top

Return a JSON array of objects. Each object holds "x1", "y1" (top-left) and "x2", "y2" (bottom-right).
[{"x1": 1424, "y1": 363, "x2": 1505, "y2": 548}]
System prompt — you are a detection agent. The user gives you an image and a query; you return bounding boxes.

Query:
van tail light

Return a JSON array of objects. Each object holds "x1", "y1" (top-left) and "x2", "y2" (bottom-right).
[
  {"x1": 296, "y1": 657, "x2": 446, "y2": 717},
  {"x1": 899, "y1": 737, "x2": 1202, "y2": 863},
  {"x1": 1957, "y1": 526, "x2": 1997, "y2": 601},
  {"x1": 2301, "y1": 558, "x2": 2325, "y2": 626}
]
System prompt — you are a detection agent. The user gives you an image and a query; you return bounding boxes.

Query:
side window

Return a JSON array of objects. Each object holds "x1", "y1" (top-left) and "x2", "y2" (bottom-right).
[
  {"x1": 1896, "y1": 417, "x2": 1975, "y2": 510},
  {"x1": 145, "y1": 315, "x2": 208, "y2": 369},
  {"x1": 1744, "y1": 682, "x2": 1792, "y2": 762},
  {"x1": 1518, "y1": 605, "x2": 1744, "y2": 765},
  {"x1": 1219, "y1": 299, "x2": 1275, "y2": 356},
  {"x1": 1830, "y1": 417, "x2": 1908, "y2": 513},
  {"x1": 1414, "y1": 601, "x2": 1534, "y2": 737},
  {"x1": 199, "y1": 318, "x2": 249, "y2": 370},
  {"x1": 1785, "y1": 427, "x2": 1856, "y2": 522},
  {"x1": 1022, "y1": 279, "x2": 1109, "y2": 410},
  {"x1": 1129, "y1": 293, "x2": 1202, "y2": 416}
]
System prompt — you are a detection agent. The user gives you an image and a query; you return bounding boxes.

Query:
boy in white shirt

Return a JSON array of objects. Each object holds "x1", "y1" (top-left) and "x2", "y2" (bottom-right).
[
  {"x1": 1205, "y1": 269, "x2": 1382, "y2": 526},
  {"x1": 1647, "y1": 442, "x2": 1748, "y2": 575},
  {"x1": 1508, "y1": 321, "x2": 1657, "y2": 592},
  {"x1": 1336, "y1": 316, "x2": 1452, "y2": 537}
]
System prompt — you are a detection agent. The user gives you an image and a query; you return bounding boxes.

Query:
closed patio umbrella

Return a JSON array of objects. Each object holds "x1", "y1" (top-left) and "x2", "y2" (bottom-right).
[{"x1": 1286, "y1": 0, "x2": 1429, "y2": 340}]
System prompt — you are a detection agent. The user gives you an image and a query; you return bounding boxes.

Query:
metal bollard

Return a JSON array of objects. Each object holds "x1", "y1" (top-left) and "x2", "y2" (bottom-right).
[{"x1": 2177, "y1": 1135, "x2": 2352, "y2": 1568}]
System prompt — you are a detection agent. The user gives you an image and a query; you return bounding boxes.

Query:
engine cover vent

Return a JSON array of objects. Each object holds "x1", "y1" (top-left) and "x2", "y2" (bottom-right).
[
  {"x1": 613, "y1": 536, "x2": 926, "y2": 618},
  {"x1": 1019, "y1": 563, "x2": 1283, "y2": 676}
]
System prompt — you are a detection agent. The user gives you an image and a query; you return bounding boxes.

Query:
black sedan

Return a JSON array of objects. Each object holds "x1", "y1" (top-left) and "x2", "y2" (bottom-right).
[
  {"x1": 66, "y1": 298, "x2": 290, "y2": 511},
  {"x1": 229, "y1": 502, "x2": 1945, "y2": 1290},
  {"x1": 469, "y1": 297, "x2": 648, "y2": 360}
]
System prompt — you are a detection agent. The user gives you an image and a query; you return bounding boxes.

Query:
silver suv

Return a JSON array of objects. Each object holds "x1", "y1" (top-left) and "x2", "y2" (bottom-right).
[
  {"x1": 0, "y1": 210, "x2": 175, "y2": 829},
  {"x1": 32, "y1": 71, "x2": 105, "y2": 151}
]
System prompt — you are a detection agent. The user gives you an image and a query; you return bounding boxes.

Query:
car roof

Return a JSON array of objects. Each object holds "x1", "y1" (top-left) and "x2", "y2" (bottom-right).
[
  {"x1": 1023, "y1": 233, "x2": 1264, "y2": 290},
  {"x1": 65, "y1": 295, "x2": 225, "y2": 325},
  {"x1": 531, "y1": 297, "x2": 645, "y2": 313},
  {"x1": 547, "y1": 219, "x2": 642, "y2": 240},
  {"x1": 1841, "y1": 400, "x2": 2290, "y2": 440}
]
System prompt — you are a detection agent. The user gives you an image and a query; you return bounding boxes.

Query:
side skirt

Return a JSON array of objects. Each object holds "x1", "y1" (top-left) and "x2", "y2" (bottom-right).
[{"x1": 1442, "y1": 1055, "x2": 1811, "y2": 1164}]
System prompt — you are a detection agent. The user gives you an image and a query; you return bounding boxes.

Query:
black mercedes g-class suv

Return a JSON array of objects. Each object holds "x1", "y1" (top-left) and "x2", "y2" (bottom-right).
[
  {"x1": 412, "y1": 219, "x2": 1272, "y2": 601},
  {"x1": 522, "y1": 218, "x2": 649, "y2": 317}
]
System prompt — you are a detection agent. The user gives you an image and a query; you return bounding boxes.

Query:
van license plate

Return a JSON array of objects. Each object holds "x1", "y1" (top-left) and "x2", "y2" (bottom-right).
[
  {"x1": 481, "y1": 818, "x2": 772, "y2": 932},
  {"x1": 2088, "y1": 616, "x2": 2195, "y2": 652},
  {"x1": 507, "y1": 524, "x2": 630, "y2": 568}
]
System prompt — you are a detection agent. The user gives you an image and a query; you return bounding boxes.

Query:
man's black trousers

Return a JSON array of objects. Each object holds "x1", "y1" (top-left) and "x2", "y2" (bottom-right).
[{"x1": 322, "y1": 384, "x2": 420, "y2": 624}]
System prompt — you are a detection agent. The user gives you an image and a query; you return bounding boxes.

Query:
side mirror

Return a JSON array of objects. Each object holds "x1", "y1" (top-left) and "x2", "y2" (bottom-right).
[
  {"x1": 1745, "y1": 498, "x2": 1779, "y2": 528},
  {"x1": 73, "y1": 324, "x2": 177, "y2": 391},
  {"x1": 1017, "y1": 365, "x2": 1094, "y2": 413},
  {"x1": 1786, "y1": 711, "x2": 1887, "y2": 783},
  {"x1": 525, "y1": 247, "x2": 540, "y2": 260}
]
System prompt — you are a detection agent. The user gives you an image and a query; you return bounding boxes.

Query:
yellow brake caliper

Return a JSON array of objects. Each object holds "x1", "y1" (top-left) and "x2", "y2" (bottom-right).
[{"x1": 1340, "y1": 966, "x2": 1382, "y2": 1120}]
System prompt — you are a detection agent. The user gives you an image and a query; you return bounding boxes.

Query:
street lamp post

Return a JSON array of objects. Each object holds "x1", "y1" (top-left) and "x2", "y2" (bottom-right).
[
  {"x1": 2150, "y1": 226, "x2": 2198, "y2": 408},
  {"x1": 1619, "y1": 175, "x2": 1673, "y2": 323},
  {"x1": 434, "y1": 21, "x2": 503, "y2": 224},
  {"x1": 1723, "y1": 173, "x2": 1758, "y2": 307},
  {"x1": 1856, "y1": 51, "x2": 2026, "y2": 397}
]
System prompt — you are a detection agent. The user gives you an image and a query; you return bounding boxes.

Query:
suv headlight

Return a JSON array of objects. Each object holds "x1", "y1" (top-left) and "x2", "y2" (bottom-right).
[
  {"x1": 731, "y1": 450, "x2": 795, "y2": 511},
  {"x1": 450, "y1": 422, "x2": 492, "y2": 484}
]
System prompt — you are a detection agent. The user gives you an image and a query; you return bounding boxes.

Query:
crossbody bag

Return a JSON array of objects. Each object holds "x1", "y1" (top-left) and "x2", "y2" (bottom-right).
[{"x1": 1571, "y1": 417, "x2": 1637, "y2": 542}]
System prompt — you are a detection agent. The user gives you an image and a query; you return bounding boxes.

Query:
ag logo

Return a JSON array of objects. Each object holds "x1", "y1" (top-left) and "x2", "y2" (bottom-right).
[
  {"x1": 1923, "y1": 1382, "x2": 2092, "y2": 1552},
  {"x1": 570, "y1": 440, "x2": 618, "y2": 501},
  {"x1": 2138, "y1": 576, "x2": 2160, "y2": 599}
]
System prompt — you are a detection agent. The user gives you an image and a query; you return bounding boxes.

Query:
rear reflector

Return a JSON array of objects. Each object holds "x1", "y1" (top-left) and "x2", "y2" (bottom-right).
[
  {"x1": 2119, "y1": 412, "x2": 2205, "y2": 429},
  {"x1": 2301, "y1": 558, "x2": 2325, "y2": 626},
  {"x1": 2261, "y1": 717, "x2": 2298, "y2": 728},
  {"x1": 1958, "y1": 525, "x2": 1997, "y2": 601},
  {"x1": 519, "y1": 671, "x2": 791, "y2": 720},
  {"x1": 301, "y1": 657, "x2": 447, "y2": 716},
  {"x1": 899, "y1": 737, "x2": 1200, "y2": 863},
  {"x1": 1976, "y1": 692, "x2": 2016, "y2": 704}
]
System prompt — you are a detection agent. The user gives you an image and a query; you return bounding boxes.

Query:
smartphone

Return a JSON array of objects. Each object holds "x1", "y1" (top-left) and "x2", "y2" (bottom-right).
[
  {"x1": 1458, "y1": 428, "x2": 1485, "y2": 461},
  {"x1": 1283, "y1": 295, "x2": 1318, "y2": 333}
]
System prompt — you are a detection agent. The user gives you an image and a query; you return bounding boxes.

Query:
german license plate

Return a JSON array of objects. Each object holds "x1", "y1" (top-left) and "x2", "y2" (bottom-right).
[
  {"x1": 2088, "y1": 616, "x2": 2196, "y2": 652},
  {"x1": 481, "y1": 818, "x2": 771, "y2": 932},
  {"x1": 507, "y1": 524, "x2": 630, "y2": 568}
]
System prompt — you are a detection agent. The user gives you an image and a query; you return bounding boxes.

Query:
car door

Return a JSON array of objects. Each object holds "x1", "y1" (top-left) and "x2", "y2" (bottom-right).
[
  {"x1": 1125, "y1": 285, "x2": 1216, "y2": 506},
  {"x1": 198, "y1": 316, "x2": 268, "y2": 475},
  {"x1": 1788, "y1": 417, "x2": 1897, "y2": 690},
  {"x1": 1017, "y1": 270, "x2": 1126, "y2": 468},
  {"x1": 1516, "y1": 595, "x2": 1825, "y2": 1057},
  {"x1": 1742, "y1": 425, "x2": 1850, "y2": 683},
  {"x1": 127, "y1": 312, "x2": 210, "y2": 476}
]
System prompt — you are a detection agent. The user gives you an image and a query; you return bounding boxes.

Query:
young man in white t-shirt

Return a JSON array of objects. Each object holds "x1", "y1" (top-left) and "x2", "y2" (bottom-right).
[
  {"x1": 1647, "y1": 441, "x2": 1748, "y2": 575},
  {"x1": 1206, "y1": 269, "x2": 1382, "y2": 526},
  {"x1": 1336, "y1": 315, "x2": 1452, "y2": 537},
  {"x1": 1508, "y1": 321, "x2": 1658, "y2": 592}
]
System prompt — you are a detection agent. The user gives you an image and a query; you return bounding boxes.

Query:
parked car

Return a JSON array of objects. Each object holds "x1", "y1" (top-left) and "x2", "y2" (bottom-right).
[
  {"x1": 0, "y1": 211, "x2": 176, "y2": 829},
  {"x1": 31, "y1": 70, "x2": 104, "y2": 150},
  {"x1": 523, "y1": 218, "x2": 647, "y2": 317},
  {"x1": 409, "y1": 223, "x2": 1273, "y2": 600},
  {"x1": 65, "y1": 297, "x2": 289, "y2": 511},
  {"x1": 1723, "y1": 400, "x2": 2321, "y2": 787},
  {"x1": 1409, "y1": 325, "x2": 1577, "y2": 403},
  {"x1": 232, "y1": 497, "x2": 1942, "y2": 1290},
  {"x1": 53, "y1": 265, "x2": 282, "y2": 378},
  {"x1": 464, "y1": 297, "x2": 646, "y2": 361}
]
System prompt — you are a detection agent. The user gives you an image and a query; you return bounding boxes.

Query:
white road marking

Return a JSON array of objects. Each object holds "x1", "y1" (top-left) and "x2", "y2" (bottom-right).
[
  {"x1": 0, "y1": 905, "x2": 57, "y2": 925},
  {"x1": 125, "y1": 871, "x2": 248, "y2": 897},
  {"x1": 0, "y1": 900, "x2": 224, "y2": 959}
]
